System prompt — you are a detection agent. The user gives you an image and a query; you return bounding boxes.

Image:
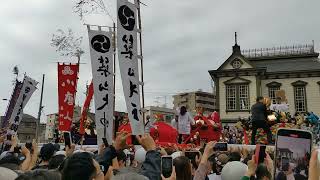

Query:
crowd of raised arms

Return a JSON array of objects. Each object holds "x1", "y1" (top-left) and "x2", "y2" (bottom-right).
[{"x1": 0, "y1": 131, "x2": 319, "y2": 180}]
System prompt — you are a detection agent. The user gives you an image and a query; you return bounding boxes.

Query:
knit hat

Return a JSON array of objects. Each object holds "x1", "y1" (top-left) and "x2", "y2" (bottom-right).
[
  {"x1": 0, "y1": 167, "x2": 18, "y2": 180},
  {"x1": 221, "y1": 161, "x2": 248, "y2": 180}
]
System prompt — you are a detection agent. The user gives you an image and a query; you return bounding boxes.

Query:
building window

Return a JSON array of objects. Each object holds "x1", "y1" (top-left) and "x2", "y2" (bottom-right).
[
  {"x1": 239, "y1": 85, "x2": 249, "y2": 110},
  {"x1": 266, "y1": 81, "x2": 282, "y2": 104},
  {"x1": 226, "y1": 84, "x2": 250, "y2": 111},
  {"x1": 294, "y1": 86, "x2": 306, "y2": 112},
  {"x1": 226, "y1": 85, "x2": 236, "y2": 110},
  {"x1": 269, "y1": 87, "x2": 280, "y2": 104},
  {"x1": 292, "y1": 80, "x2": 308, "y2": 113}
]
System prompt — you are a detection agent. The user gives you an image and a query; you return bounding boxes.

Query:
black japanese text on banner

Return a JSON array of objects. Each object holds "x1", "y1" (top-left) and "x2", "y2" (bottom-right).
[
  {"x1": 8, "y1": 76, "x2": 38, "y2": 134},
  {"x1": 117, "y1": 0, "x2": 144, "y2": 135},
  {"x1": 88, "y1": 29, "x2": 114, "y2": 145}
]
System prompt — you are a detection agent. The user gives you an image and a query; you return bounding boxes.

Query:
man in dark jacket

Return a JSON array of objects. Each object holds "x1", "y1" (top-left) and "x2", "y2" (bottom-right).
[{"x1": 251, "y1": 96, "x2": 272, "y2": 145}]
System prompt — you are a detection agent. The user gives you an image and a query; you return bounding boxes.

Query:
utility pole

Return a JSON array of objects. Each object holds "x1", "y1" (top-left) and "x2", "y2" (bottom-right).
[{"x1": 36, "y1": 74, "x2": 45, "y2": 142}]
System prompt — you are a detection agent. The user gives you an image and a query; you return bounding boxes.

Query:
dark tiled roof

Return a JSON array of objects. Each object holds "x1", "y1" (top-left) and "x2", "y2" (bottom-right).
[
  {"x1": 251, "y1": 57, "x2": 320, "y2": 73},
  {"x1": 277, "y1": 148, "x2": 293, "y2": 153}
]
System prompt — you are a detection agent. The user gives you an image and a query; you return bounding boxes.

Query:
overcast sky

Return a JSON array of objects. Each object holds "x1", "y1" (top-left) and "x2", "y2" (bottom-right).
[{"x1": 1, "y1": 0, "x2": 320, "y2": 123}]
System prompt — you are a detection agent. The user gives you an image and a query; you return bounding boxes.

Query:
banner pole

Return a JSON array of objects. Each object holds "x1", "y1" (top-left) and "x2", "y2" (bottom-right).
[
  {"x1": 36, "y1": 74, "x2": 45, "y2": 142},
  {"x1": 137, "y1": 0, "x2": 145, "y2": 125},
  {"x1": 113, "y1": 22, "x2": 117, "y2": 139}
]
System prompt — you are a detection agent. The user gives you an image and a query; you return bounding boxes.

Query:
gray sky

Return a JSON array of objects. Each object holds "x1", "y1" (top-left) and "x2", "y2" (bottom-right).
[{"x1": 1, "y1": 0, "x2": 320, "y2": 123}]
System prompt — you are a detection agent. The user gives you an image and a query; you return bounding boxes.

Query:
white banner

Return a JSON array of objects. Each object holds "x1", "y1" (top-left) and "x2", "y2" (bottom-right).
[
  {"x1": 88, "y1": 29, "x2": 114, "y2": 145},
  {"x1": 45, "y1": 114, "x2": 57, "y2": 140},
  {"x1": 117, "y1": 0, "x2": 144, "y2": 135},
  {"x1": 8, "y1": 76, "x2": 38, "y2": 134}
]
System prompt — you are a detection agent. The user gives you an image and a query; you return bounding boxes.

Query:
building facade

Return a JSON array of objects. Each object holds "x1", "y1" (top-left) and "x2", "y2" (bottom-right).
[
  {"x1": 145, "y1": 106, "x2": 175, "y2": 124},
  {"x1": 173, "y1": 91, "x2": 217, "y2": 114},
  {"x1": 1, "y1": 114, "x2": 46, "y2": 142},
  {"x1": 209, "y1": 42, "x2": 320, "y2": 122}
]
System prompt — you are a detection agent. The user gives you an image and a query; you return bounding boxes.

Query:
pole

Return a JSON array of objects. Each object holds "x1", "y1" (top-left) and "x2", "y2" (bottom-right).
[
  {"x1": 113, "y1": 22, "x2": 117, "y2": 139},
  {"x1": 137, "y1": 0, "x2": 145, "y2": 125},
  {"x1": 36, "y1": 74, "x2": 45, "y2": 142}
]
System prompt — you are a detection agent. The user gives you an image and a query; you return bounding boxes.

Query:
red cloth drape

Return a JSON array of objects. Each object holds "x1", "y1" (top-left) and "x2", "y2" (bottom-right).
[
  {"x1": 79, "y1": 81, "x2": 94, "y2": 135},
  {"x1": 150, "y1": 122, "x2": 178, "y2": 143}
]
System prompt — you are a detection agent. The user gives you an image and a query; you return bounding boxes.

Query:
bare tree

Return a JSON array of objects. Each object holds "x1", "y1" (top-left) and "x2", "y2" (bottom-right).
[
  {"x1": 73, "y1": 0, "x2": 111, "y2": 20},
  {"x1": 50, "y1": 28, "x2": 84, "y2": 59}
]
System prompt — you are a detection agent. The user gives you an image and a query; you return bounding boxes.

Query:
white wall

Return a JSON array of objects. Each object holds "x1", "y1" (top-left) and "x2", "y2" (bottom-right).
[{"x1": 261, "y1": 77, "x2": 320, "y2": 115}]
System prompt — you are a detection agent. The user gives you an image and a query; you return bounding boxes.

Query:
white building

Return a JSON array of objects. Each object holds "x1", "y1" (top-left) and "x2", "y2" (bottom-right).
[
  {"x1": 45, "y1": 114, "x2": 58, "y2": 141},
  {"x1": 145, "y1": 106, "x2": 175, "y2": 124},
  {"x1": 209, "y1": 41, "x2": 320, "y2": 122}
]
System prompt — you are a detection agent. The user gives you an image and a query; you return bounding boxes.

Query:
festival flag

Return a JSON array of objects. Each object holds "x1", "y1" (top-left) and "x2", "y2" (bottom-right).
[
  {"x1": 79, "y1": 81, "x2": 94, "y2": 135},
  {"x1": 8, "y1": 76, "x2": 38, "y2": 134},
  {"x1": 117, "y1": 0, "x2": 144, "y2": 135},
  {"x1": 1, "y1": 80, "x2": 22, "y2": 129},
  {"x1": 58, "y1": 63, "x2": 79, "y2": 131},
  {"x1": 88, "y1": 29, "x2": 114, "y2": 144}
]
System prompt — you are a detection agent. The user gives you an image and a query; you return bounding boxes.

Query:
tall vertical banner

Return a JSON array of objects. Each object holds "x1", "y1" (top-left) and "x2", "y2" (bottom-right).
[
  {"x1": 117, "y1": 0, "x2": 144, "y2": 135},
  {"x1": 45, "y1": 114, "x2": 57, "y2": 140},
  {"x1": 88, "y1": 29, "x2": 114, "y2": 145},
  {"x1": 1, "y1": 80, "x2": 22, "y2": 129},
  {"x1": 58, "y1": 63, "x2": 79, "y2": 132},
  {"x1": 79, "y1": 81, "x2": 94, "y2": 135},
  {"x1": 8, "y1": 76, "x2": 38, "y2": 134}
]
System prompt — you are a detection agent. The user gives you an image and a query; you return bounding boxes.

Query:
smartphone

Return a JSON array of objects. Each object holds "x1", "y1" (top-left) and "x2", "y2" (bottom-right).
[
  {"x1": 102, "y1": 138, "x2": 109, "y2": 147},
  {"x1": 63, "y1": 132, "x2": 72, "y2": 148},
  {"x1": 7, "y1": 135, "x2": 12, "y2": 141},
  {"x1": 214, "y1": 142, "x2": 228, "y2": 151},
  {"x1": 25, "y1": 142, "x2": 33, "y2": 154},
  {"x1": 185, "y1": 151, "x2": 200, "y2": 161},
  {"x1": 131, "y1": 135, "x2": 140, "y2": 145},
  {"x1": 255, "y1": 144, "x2": 266, "y2": 164},
  {"x1": 275, "y1": 129, "x2": 312, "y2": 176},
  {"x1": 161, "y1": 156, "x2": 173, "y2": 178}
]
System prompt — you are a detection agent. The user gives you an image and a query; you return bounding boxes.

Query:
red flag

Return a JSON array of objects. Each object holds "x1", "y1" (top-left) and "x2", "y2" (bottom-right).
[
  {"x1": 58, "y1": 63, "x2": 79, "y2": 132},
  {"x1": 79, "y1": 81, "x2": 94, "y2": 135}
]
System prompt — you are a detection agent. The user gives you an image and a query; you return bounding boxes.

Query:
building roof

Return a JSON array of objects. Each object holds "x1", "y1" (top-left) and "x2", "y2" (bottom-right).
[
  {"x1": 0, "y1": 114, "x2": 37, "y2": 123},
  {"x1": 251, "y1": 56, "x2": 320, "y2": 73},
  {"x1": 277, "y1": 148, "x2": 293, "y2": 153}
]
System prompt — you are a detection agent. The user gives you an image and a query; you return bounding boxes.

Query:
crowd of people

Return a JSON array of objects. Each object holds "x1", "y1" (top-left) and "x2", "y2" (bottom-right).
[{"x1": 0, "y1": 131, "x2": 319, "y2": 180}]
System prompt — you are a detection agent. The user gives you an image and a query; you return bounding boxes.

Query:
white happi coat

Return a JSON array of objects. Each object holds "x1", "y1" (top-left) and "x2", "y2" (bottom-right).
[{"x1": 177, "y1": 112, "x2": 195, "y2": 135}]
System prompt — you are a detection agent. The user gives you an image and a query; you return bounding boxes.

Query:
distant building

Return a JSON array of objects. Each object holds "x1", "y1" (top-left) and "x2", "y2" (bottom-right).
[
  {"x1": 0, "y1": 114, "x2": 46, "y2": 143},
  {"x1": 173, "y1": 91, "x2": 217, "y2": 114},
  {"x1": 209, "y1": 40, "x2": 320, "y2": 122},
  {"x1": 277, "y1": 148, "x2": 293, "y2": 160},
  {"x1": 145, "y1": 106, "x2": 175, "y2": 123},
  {"x1": 45, "y1": 114, "x2": 58, "y2": 141}
]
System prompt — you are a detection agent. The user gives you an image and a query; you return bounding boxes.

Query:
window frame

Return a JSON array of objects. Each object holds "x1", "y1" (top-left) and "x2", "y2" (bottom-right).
[
  {"x1": 225, "y1": 83, "x2": 250, "y2": 112},
  {"x1": 292, "y1": 80, "x2": 308, "y2": 113},
  {"x1": 266, "y1": 81, "x2": 282, "y2": 104}
]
